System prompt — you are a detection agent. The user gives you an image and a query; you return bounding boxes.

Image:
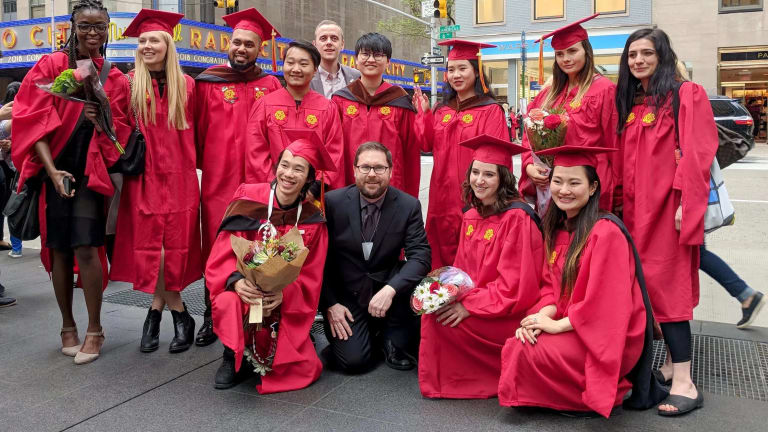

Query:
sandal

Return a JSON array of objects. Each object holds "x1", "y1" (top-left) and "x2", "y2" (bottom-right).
[
  {"x1": 74, "y1": 330, "x2": 105, "y2": 365},
  {"x1": 60, "y1": 326, "x2": 82, "y2": 357},
  {"x1": 657, "y1": 392, "x2": 703, "y2": 416}
]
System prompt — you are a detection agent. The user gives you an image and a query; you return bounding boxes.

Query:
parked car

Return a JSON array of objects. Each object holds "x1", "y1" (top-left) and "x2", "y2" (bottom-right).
[{"x1": 709, "y1": 95, "x2": 756, "y2": 151}]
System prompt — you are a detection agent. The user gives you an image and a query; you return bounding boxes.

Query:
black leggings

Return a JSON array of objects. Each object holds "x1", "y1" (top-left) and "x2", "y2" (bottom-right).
[{"x1": 660, "y1": 321, "x2": 692, "y2": 363}]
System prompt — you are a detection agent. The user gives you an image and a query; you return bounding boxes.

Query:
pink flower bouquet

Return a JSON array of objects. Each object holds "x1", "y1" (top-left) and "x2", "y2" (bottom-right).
[{"x1": 411, "y1": 266, "x2": 475, "y2": 315}]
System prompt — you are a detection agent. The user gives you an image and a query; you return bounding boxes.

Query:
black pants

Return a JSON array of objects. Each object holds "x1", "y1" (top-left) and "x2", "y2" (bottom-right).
[
  {"x1": 0, "y1": 161, "x2": 14, "y2": 239},
  {"x1": 323, "y1": 288, "x2": 419, "y2": 373},
  {"x1": 660, "y1": 321, "x2": 692, "y2": 363}
]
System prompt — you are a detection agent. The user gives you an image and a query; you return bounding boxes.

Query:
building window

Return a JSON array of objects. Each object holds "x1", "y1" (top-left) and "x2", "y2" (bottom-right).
[
  {"x1": 594, "y1": 0, "x2": 626, "y2": 14},
  {"x1": 719, "y1": 0, "x2": 763, "y2": 13},
  {"x1": 476, "y1": 0, "x2": 504, "y2": 24},
  {"x1": 3, "y1": 0, "x2": 17, "y2": 21},
  {"x1": 534, "y1": 0, "x2": 564, "y2": 20},
  {"x1": 30, "y1": 0, "x2": 45, "y2": 18}
]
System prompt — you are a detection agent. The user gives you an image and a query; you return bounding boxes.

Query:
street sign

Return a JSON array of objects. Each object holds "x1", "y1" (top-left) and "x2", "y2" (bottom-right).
[
  {"x1": 438, "y1": 32, "x2": 453, "y2": 40},
  {"x1": 432, "y1": 46, "x2": 442, "y2": 55},
  {"x1": 530, "y1": 81, "x2": 541, "y2": 91},
  {"x1": 421, "y1": 55, "x2": 446, "y2": 65},
  {"x1": 439, "y1": 25, "x2": 460, "y2": 32},
  {"x1": 420, "y1": 0, "x2": 433, "y2": 18}
]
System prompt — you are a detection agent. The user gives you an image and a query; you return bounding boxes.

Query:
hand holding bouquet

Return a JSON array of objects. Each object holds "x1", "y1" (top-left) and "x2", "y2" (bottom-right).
[{"x1": 411, "y1": 266, "x2": 475, "y2": 315}]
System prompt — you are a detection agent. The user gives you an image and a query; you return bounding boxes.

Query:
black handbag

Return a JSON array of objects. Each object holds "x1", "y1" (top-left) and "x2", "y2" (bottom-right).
[
  {"x1": 2, "y1": 173, "x2": 41, "y2": 241},
  {"x1": 109, "y1": 74, "x2": 145, "y2": 175}
]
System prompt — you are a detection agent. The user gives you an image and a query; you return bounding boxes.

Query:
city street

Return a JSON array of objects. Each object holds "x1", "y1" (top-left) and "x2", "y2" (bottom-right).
[{"x1": 0, "y1": 145, "x2": 766, "y2": 431}]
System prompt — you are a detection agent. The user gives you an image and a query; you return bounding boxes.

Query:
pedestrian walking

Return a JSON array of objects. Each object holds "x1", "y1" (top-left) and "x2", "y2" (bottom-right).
[{"x1": 1, "y1": 82, "x2": 23, "y2": 258}]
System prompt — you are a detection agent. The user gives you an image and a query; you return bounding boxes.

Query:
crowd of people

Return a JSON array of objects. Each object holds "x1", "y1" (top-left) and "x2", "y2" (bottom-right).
[{"x1": 3, "y1": 0, "x2": 766, "y2": 420}]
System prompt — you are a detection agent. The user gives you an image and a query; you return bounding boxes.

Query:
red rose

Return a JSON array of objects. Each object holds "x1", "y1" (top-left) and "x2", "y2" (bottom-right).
[
  {"x1": 528, "y1": 108, "x2": 546, "y2": 122},
  {"x1": 411, "y1": 296, "x2": 423, "y2": 312},
  {"x1": 443, "y1": 284, "x2": 459, "y2": 298},
  {"x1": 543, "y1": 114, "x2": 562, "y2": 130},
  {"x1": 429, "y1": 281, "x2": 440, "y2": 293},
  {"x1": 243, "y1": 252, "x2": 254, "y2": 263}
]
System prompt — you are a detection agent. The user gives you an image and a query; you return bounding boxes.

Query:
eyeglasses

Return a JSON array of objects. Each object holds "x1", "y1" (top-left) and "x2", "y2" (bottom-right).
[
  {"x1": 355, "y1": 165, "x2": 389, "y2": 174},
  {"x1": 76, "y1": 23, "x2": 108, "y2": 33},
  {"x1": 357, "y1": 51, "x2": 387, "y2": 61}
]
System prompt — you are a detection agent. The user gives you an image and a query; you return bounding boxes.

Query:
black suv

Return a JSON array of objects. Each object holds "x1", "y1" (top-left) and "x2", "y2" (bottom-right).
[{"x1": 709, "y1": 95, "x2": 756, "y2": 151}]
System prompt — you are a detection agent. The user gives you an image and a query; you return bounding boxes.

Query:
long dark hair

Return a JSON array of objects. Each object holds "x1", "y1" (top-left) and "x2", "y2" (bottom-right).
[
  {"x1": 616, "y1": 28, "x2": 683, "y2": 134},
  {"x1": 63, "y1": 0, "x2": 110, "y2": 68},
  {"x1": 3, "y1": 82, "x2": 20, "y2": 104},
  {"x1": 440, "y1": 59, "x2": 493, "y2": 105},
  {"x1": 541, "y1": 40, "x2": 598, "y2": 110},
  {"x1": 271, "y1": 149, "x2": 317, "y2": 204},
  {"x1": 461, "y1": 161, "x2": 520, "y2": 217},
  {"x1": 540, "y1": 165, "x2": 601, "y2": 300}
]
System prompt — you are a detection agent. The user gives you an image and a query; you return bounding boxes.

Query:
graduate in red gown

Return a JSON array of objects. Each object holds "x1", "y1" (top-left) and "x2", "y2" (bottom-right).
[
  {"x1": 519, "y1": 14, "x2": 618, "y2": 213},
  {"x1": 498, "y1": 146, "x2": 649, "y2": 418},
  {"x1": 614, "y1": 29, "x2": 717, "y2": 416},
  {"x1": 110, "y1": 9, "x2": 202, "y2": 353},
  {"x1": 194, "y1": 8, "x2": 282, "y2": 346},
  {"x1": 412, "y1": 40, "x2": 510, "y2": 268},
  {"x1": 418, "y1": 135, "x2": 543, "y2": 399},
  {"x1": 247, "y1": 40, "x2": 344, "y2": 189},
  {"x1": 331, "y1": 33, "x2": 420, "y2": 197},
  {"x1": 206, "y1": 129, "x2": 334, "y2": 393},
  {"x1": 11, "y1": 0, "x2": 130, "y2": 364}
]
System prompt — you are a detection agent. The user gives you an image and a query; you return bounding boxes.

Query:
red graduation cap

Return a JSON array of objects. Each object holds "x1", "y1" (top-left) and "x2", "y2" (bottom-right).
[
  {"x1": 438, "y1": 39, "x2": 496, "y2": 93},
  {"x1": 535, "y1": 145, "x2": 616, "y2": 168},
  {"x1": 459, "y1": 134, "x2": 528, "y2": 170},
  {"x1": 534, "y1": 13, "x2": 599, "y2": 84},
  {"x1": 123, "y1": 9, "x2": 183, "y2": 37},
  {"x1": 283, "y1": 129, "x2": 336, "y2": 173},
  {"x1": 222, "y1": 8, "x2": 281, "y2": 72}
]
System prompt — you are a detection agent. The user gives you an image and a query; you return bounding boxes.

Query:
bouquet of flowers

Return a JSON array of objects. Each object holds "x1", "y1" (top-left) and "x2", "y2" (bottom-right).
[
  {"x1": 411, "y1": 266, "x2": 475, "y2": 315},
  {"x1": 524, "y1": 107, "x2": 570, "y2": 215},
  {"x1": 35, "y1": 59, "x2": 124, "y2": 154}
]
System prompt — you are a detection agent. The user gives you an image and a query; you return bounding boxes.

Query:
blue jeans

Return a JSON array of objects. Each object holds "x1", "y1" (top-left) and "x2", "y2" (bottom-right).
[
  {"x1": 10, "y1": 235, "x2": 21, "y2": 252},
  {"x1": 700, "y1": 243, "x2": 755, "y2": 303}
]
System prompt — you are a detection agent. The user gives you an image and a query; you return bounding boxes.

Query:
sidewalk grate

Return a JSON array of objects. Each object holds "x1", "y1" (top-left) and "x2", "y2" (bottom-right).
[
  {"x1": 652, "y1": 336, "x2": 768, "y2": 401},
  {"x1": 103, "y1": 279, "x2": 207, "y2": 316}
]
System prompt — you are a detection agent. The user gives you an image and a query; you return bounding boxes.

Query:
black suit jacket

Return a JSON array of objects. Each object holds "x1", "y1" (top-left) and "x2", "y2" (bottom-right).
[{"x1": 322, "y1": 185, "x2": 431, "y2": 309}]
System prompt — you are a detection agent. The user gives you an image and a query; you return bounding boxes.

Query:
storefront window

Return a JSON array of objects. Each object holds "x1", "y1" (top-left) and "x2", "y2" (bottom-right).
[
  {"x1": 594, "y1": 0, "x2": 626, "y2": 14},
  {"x1": 476, "y1": 0, "x2": 505, "y2": 25},
  {"x1": 30, "y1": 0, "x2": 45, "y2": 18},
  {"x1": 533, "y1": 0, "x2": 564, "y2": 20},
  {"x1": 2, "y1": 0, "x2": 17, "y2": 21},
  {"x1": 483, "y1": 60, "x2": 509, "y2": 100},
  {"x1": 719, "y1": 0, "x2": 763, "y2": 13}
]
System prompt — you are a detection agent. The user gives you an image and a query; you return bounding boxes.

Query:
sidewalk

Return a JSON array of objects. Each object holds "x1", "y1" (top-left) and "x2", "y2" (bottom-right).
[{"x1": 0, "y1": 251, "x2": 766, "y2": 431}]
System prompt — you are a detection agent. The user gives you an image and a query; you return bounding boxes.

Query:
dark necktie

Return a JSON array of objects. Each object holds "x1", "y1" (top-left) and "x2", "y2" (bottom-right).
[{"x1": 361, "y1": 203, "x2": 377, "y2": 242}]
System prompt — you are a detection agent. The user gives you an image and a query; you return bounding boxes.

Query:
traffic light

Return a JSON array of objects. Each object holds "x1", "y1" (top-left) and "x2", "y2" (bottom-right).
[
  {"x1": 215, "y1": 0, "x2": 225, "y2": 7},
  {"x1": 433, "y1": 0, "x2": 447, "y2": 18},
  {"x1": 216, "y1": 0, "x2": 237, "y2": 10},
  {"x1": 226, "y1": 0, "x2": 237, "y2": 7}
]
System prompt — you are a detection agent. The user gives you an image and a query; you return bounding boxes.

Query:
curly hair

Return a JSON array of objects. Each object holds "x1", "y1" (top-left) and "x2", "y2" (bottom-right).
[
  {"x1": 63, "y1": 0, "x2": 110, "y2": 68},
  {"x1": 461, "y1": 162, "x2": 520, "y2": 217}
]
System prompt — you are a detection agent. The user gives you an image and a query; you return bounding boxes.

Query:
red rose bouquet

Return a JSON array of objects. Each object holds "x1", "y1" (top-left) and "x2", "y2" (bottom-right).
[
  {"x1": 523, "y1": 107, "x2": 569, "y2": 215},
  {"x1": 411, "y1": 266, "x2": 475, "y2": 315}
]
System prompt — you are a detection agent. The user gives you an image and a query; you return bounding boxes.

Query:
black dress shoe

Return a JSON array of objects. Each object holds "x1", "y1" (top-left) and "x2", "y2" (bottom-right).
[
  {"x1": 140, "y1": 308, "x2": 162, "y2": 353},
  {"x1": 214, "y1": 347, "x2": 243, "y2": 389},
  {"x1": 0, "y1": 295, "x2": 16, "y2": 308},
  {"x1": 195, "y1": 316, "x2": 218, "y2": 347},
  {"x1": 382, "y1": 339, "x2": 416, "y2": 371},
  {"x1": 169, "y1": 303, "x2": 195, "y2": 353}
]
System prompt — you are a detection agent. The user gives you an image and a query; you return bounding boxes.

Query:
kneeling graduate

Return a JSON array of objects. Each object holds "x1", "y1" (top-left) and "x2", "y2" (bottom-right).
[{"x1": 205, "y1": 129, "x2": 335, "y2": 393}]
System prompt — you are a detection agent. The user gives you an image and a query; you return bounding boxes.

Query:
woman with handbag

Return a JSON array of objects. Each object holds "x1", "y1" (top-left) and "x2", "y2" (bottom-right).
[
  {"x1": 614, "y1": 28, "x2": 718, "y2": 416},
  {"x1": 10, "y1": 0, "x2": 131, "y2": 364},
  {"x1": 110, "y1": 9, "x2": 202, "y2": 354}
]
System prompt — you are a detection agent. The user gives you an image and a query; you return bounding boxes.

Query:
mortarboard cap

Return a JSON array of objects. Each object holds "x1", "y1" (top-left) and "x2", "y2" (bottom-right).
[
  {"x1": 438, "y1": 39, "x2": 496, "y2": 61},
  {"x1": 283, "y1": 129, "x2": 336, "y2": 173},
  {"x1": 459, "y1": 134, "x2": 528, "y2": 170},
  {"x1": 123, "y1": 9, "x2": 183, "y2": 38},
  {"x1": 534, "y1": 13, "x2": 599, "y2": 50},
  {"x1": 222, "y1": 8, "x2": 280, "y2": 42},
  {"x1": 534, "y1": 145, "x2": 617, "y2": 168}
]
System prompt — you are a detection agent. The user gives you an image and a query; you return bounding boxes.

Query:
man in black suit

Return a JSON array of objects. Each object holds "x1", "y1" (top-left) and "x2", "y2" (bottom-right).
[{"x1": 322, "y1": 141, "x2": 430, "y2": 372}]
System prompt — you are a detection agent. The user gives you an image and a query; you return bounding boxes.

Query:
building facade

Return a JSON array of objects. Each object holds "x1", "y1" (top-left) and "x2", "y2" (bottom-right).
[
  {"x1": 653, "y1": 0, "x2": 767, "y2": 141},
  {"x1": 452, "y1": 0, "x2": 652, "y2": 108}
]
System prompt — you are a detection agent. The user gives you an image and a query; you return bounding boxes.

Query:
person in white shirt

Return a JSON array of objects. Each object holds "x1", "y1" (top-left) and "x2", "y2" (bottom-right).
[{"x1": 311, "y1": 20, "x2": 361, "y2": 98}]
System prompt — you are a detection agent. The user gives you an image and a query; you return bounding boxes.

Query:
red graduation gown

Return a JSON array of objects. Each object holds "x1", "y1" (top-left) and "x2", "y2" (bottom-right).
[
  {"x1": 418, "y1": 205, "x2": 543, "y2": 399},
  {"x1": 246, "y1": 87, "x2": 345, "y2": 188},
  {"x1": 617, "y1": 82, "x2": 717, "y2": 322},
  {"x1": 206, "y1": 183, "x2": 328, "y2": 394},
  {"x1": 11, "y1": 52, "x2": 130, "y2": 278},
  {"x1": 195, "y1": 66, "x2": 281, "y2": 261},
  {"x1": 519, "y1": 75, "x2": 618, "y2": 211},
  {"x1": 498, "y1": 220, "x2": 646, "y2": 418},
  {"x1": 332, "y1": 81, "x2": 421, "y2": 197},
  {"x1": 111, "y1": 74, "x2": 202, "y2": 293},
  {"x1": 416, "y1": 97, "x2": 509, "y2": 268}
]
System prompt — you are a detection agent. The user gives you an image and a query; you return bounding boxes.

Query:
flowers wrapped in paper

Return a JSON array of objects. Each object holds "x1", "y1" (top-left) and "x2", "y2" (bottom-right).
[
  {"x1": 230, "y1": 223, "x2": 309, "y2": 375},
  {"x1": 35, "y1": 58, "x2": 124, "y2": 155},
  {"x1": 524, "y1": 107, "x2": 569, "y2": 215},
  {"x1": 411, "y1": 266, "x2": 475, "y2": 315}
]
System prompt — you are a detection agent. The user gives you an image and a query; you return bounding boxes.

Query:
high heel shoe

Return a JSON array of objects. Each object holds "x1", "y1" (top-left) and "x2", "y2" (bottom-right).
[
  {"x1": 74, "y1": 330, "x2": 105, "y2": 365},
  {"x1": 60, "y1": 326, "x2": 82, "y2": 357}
]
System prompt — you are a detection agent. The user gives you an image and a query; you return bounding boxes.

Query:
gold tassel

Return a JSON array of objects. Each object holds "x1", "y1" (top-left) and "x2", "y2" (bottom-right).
[
  {"x1": 477, "y1": 51, "x2": 488, "y2": 94},
  {"x1": 538, "y1": 41, "x2": 544, "y2": 87},
  {"x1": 271, "y1": 29, "x2": 277, "y2": 72}
]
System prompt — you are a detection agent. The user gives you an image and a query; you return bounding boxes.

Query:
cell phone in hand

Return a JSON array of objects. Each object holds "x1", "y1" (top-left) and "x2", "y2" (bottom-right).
[{"x1": 63, "y1": 176, "x2": 73, "y2": 195}]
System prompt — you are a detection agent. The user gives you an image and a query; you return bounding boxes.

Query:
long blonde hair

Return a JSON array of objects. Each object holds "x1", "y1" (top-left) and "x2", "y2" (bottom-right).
[
  {"x1": 132, "y1": 31, "x2": 188, "y2": 130},
  {"x1": 541, "y1": 40, "x2": 598, "y2": 111}
]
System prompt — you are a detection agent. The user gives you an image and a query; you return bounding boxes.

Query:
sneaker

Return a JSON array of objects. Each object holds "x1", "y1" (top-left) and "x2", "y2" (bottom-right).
[
  {"x1": 0, "y1": 296, "x2": 16, "y2": 308},
  {"x1": 737, "y1": 292, "x2": 766, "y2": 329},
  {"x1": 8, "y1": 250, "x2": 22, "y2": 258}
]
